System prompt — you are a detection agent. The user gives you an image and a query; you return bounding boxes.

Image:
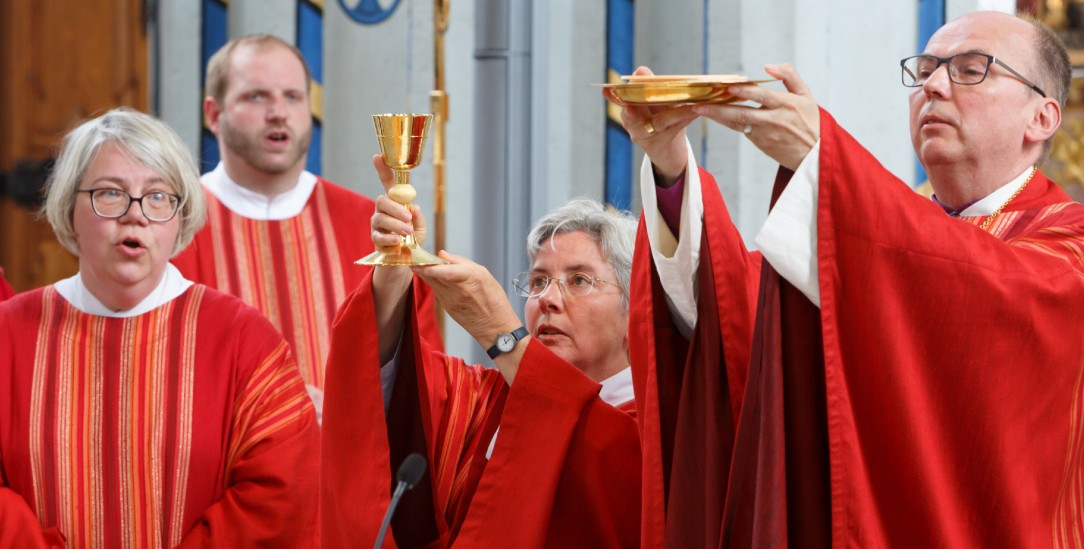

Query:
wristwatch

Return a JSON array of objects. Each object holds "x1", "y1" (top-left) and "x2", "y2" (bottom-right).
[{"x1": 486, "y1": 326, "x2": 529, "y2": 359}]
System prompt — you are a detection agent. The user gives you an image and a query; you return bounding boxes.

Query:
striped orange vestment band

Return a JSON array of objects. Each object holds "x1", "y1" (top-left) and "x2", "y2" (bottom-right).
[
  {"x1": 28, "y1": 287, "x2": 200, "y2": 547},
  {"x1": 205, "y1": 183, "x2": 346, "y2": 389}
]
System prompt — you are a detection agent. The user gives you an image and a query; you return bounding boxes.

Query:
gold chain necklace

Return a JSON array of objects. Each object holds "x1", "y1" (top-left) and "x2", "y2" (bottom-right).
[{"x1": 978, "y1": 168, "x2": 1036, "y2": 232}]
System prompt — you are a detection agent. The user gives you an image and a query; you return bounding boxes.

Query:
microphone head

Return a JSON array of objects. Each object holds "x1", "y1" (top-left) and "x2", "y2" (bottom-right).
[{"x1": 396, "y1": 453, "x2": 427, "y2": 490}]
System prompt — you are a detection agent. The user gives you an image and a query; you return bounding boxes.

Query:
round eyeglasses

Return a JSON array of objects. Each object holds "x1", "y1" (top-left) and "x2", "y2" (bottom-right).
[
  {"x1": 512, "y1": 271, "x2": 624, "y2": 299},
  {"x1": 900, "y1": 53, "x2": 1046, "y2": 97},
  {"x1": 77, "y1": 188, "x2": 182, "y2": 222}
]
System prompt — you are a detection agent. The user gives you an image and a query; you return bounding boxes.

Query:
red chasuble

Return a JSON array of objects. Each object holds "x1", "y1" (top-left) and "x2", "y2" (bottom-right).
[
  {"x1": 634, "y1": 109, "x2": 1084, "y2": 547},
  {"x1": 629, "y1": 168, "x2": 763, "y2": 549},
  {"x1": 805, "y1": 112, "x2": 1084, "y2": 546},
  {"x1": 0, "y1": 285, "x2": 319, "y2": 548},
  {"x1": 172, "y1": 177, "x2": 443, "y2": 389},
  {"x1": 321, "y1": 271, "x2": 641, "y2": 549}
]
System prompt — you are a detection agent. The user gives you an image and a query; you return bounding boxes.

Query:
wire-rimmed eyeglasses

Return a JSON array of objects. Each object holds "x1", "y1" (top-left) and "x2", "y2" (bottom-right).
[
  {"x1": 77, "y1": 188, "x2": 182, "y2": 222},
  {"x1": 512, "y1": 271, "x2": 624, "y2": 299},
  {"x1": 900, "y1": 53, "x2": 1047, "y2": 97}
]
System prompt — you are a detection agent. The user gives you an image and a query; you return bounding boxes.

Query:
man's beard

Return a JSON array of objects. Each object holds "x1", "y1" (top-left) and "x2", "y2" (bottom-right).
[{"x1": 221, "y1": 122, "x2": 312, "y2": 174}]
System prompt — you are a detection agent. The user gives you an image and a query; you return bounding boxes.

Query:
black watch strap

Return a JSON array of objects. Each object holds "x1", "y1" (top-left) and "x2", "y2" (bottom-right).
[{"x1": 486, "y1": 326, "x2": 529, "y2": 359}]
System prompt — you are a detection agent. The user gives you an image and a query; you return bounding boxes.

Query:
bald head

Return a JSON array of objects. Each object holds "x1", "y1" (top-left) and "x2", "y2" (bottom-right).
[{"x1": 932, "y1": 12, "x2": 1068, "y2": 108}]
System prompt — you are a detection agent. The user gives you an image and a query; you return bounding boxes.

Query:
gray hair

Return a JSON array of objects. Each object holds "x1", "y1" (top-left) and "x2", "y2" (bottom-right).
[
  {"x1": 44, "y1": 108, "x2": 207, "y2": 257},
  {"x1": 526, "y1": 198, "x2": 638, "y2": 308},
  {"x1": 1026, "y1": 16, "x2": 1070, "y2": 110},
  {"x1": 1024, "y1": 15, "x2": 1071, "y2": 163}
]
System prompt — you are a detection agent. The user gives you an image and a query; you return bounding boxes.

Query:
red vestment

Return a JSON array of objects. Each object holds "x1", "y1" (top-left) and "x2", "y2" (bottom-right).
[
  {"x1": 172, "y1": 177, "x2": 443, "y2": 389},
  {"x1": 807, "y1": 112, "x2": 1084, "y2": 546},
  {"x1": 629, "y1": 166, "x2": 763, "y2": 549},
  {"x1": 321, "y1": 271, "x2": 641, "y2": 548},
  {"x1": 633, "y1": 110, "x2": 1084, "y2": 547},
  {"x1": 0, "y1": 285, "x2": 319, "y2": 547},
  {"x1": 0, "y1": 266, "x2": 13, "y2": 301}
]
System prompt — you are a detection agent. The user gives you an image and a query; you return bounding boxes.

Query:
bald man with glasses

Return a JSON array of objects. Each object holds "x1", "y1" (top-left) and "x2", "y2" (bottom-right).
[{"x1": 609, "y1": 10, "x2": 1084, "y2": 548}]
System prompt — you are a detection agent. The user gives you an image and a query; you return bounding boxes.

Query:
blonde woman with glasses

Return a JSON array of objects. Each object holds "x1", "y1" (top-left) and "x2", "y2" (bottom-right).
[{"x1": 0, "y1": 108, "x2": 318, "y2": 547}]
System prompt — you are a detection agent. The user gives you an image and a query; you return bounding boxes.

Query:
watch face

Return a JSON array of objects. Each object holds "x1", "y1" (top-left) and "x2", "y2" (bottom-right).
[{"x1": 497, "y1": 333, "x2": 516, "y2": 352}]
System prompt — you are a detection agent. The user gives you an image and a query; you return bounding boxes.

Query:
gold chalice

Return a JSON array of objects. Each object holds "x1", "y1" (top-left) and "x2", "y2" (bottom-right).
[{"x1": 357, "y1": 113, "x2": 447, "y2": 266}]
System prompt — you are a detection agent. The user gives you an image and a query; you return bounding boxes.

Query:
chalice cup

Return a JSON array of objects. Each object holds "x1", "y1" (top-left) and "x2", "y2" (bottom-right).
[{"x1": 357, "y1": 113, "x2": 447, "y2": 266}]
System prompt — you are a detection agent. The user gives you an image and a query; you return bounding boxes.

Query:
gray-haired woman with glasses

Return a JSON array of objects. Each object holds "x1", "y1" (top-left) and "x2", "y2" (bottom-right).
[
  {"x1": 0, "y1": 108, "x2": 318, "y2": 546},
  {"x1": 321, "y1": 151, "x2": 642, "y2": 546}
]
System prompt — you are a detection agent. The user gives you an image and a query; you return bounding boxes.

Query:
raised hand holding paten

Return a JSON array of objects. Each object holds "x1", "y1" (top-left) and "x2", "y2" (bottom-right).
[
  {"x1": 692, "y1": 63, "x2": 820, "y2": 171},
  {"x1": 602, "y1": 66, "x2": 699, "y2": 186}
]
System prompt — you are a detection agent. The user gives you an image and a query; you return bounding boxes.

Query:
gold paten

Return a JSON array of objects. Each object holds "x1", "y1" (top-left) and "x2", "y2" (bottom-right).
[
  {"x1": 598, "y1": 75, "x2": 775, "y2": 107},
  {"x1": 356, "y1": 113, "x2": 447, "y2": 266},
  {"x1": 606, "y1": 68, "x2": 624, "y2": 123}
]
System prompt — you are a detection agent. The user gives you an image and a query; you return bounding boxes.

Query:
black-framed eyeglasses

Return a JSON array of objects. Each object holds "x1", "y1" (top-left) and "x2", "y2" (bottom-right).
[
  {"x1": 512, "y1": 271, "x2": 624, "y2": 299},
  {"x1": 900, "y1": 53, "x2": 1047, "y2": 97},
  {"x1": 77, "y1": 188, "x2": 181, "y2": 222}
]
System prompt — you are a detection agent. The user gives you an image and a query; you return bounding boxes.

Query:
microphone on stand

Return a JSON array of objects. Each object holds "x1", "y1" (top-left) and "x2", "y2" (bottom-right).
[{"x1": 373, "y1": 452, "x2": 428, "y2": 549}]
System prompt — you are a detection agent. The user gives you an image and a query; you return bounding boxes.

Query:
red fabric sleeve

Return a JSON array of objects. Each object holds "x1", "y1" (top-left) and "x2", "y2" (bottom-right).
[
  {"x1": 629, "y1": 167, "x2": 762, "y2": 549},
  {"x1": 814, "y1": 110, "x2": 1084, "y2": 546},
  {"x1": 322, "y1": 269, "x2": 502, "y2": 548},
  {"x1": 178, "y1": 337, "x2": 320, "y2": 547},
  {"x1": 0, "y1": 489, "x2": 65, "y2": 548},
  {"x1": 324, "y1": 269, "x2": 641, "y2": 548},
  {"x1": 452, "y1": 341, "x2": 640, "y2": 549},
  {"x1": 411, "y1": 281, "x2": 444, "y2": 351},
  {"x1": 321, "y1": 269, "x2": 394, "y2": 549}
]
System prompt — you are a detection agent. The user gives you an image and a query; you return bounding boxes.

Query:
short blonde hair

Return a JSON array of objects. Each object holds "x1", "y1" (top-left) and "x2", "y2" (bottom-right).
[
  {"x1": 44, "y1": 108, "x2": 207, "y2": 257},
  {"x1": 205, "y1": 34, "x2": 311, "y2": 104}
]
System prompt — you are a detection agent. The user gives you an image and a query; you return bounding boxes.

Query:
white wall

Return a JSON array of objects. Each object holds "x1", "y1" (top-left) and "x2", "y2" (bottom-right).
[
  {"x1": 530, "y1": 1, "x2": 608, "y2": 220},
  {"x1": 324, "y1": 1, "x2": 436, "y2": 205},
  {"x1": 230, "y1": 0, "x2": 296, "y2": 40},
  {"x1": 704, "y1": 0, "x2": 917, "y2": 244},
  {"x1": 442, "y1": 0, "x2": 480, "y2": 358},
  {"x1": 156, "y1": 0, "x2": 202, "y2": 158}
]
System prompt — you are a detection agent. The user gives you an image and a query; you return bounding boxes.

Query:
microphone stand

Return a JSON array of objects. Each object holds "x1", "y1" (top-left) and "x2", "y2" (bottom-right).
[{"x1": 373, "y1": 453, "x2": 428, "y2": 549}]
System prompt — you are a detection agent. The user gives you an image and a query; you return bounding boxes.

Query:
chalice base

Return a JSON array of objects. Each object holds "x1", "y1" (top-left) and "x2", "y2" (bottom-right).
[{"x1": 356, "y1": 243, "x2": 446, "y2": 266}]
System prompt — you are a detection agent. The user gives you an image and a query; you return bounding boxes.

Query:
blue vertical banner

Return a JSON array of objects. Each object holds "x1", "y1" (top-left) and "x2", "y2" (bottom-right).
[
  {"x1": 298, "y1": 0, "x2": 324, "y2": 175},
  {"x1": 201, "y1": 0, "x2": 228, "y2": 172},
  {"x1": 915, "y1": 0, "x2": 944, "y2": 186},
  {"x1": 605, "y1": 0, "x2": 635, "y2": 211}
]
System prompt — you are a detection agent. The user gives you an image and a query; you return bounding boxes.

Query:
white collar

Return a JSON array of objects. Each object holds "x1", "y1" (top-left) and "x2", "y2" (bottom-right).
[
  {"x1": 54, "y1": 263, "x2": 193, "y2": 317},
  {"x1": 202, "y1": 162, "x2": 318, "y2": 220},
  {"x1": 598, "y1": 366, "x2": 634, "y2": 407},
  {"x1": 957, "y1": 166, "x2": 1035, "y2": 217}
]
